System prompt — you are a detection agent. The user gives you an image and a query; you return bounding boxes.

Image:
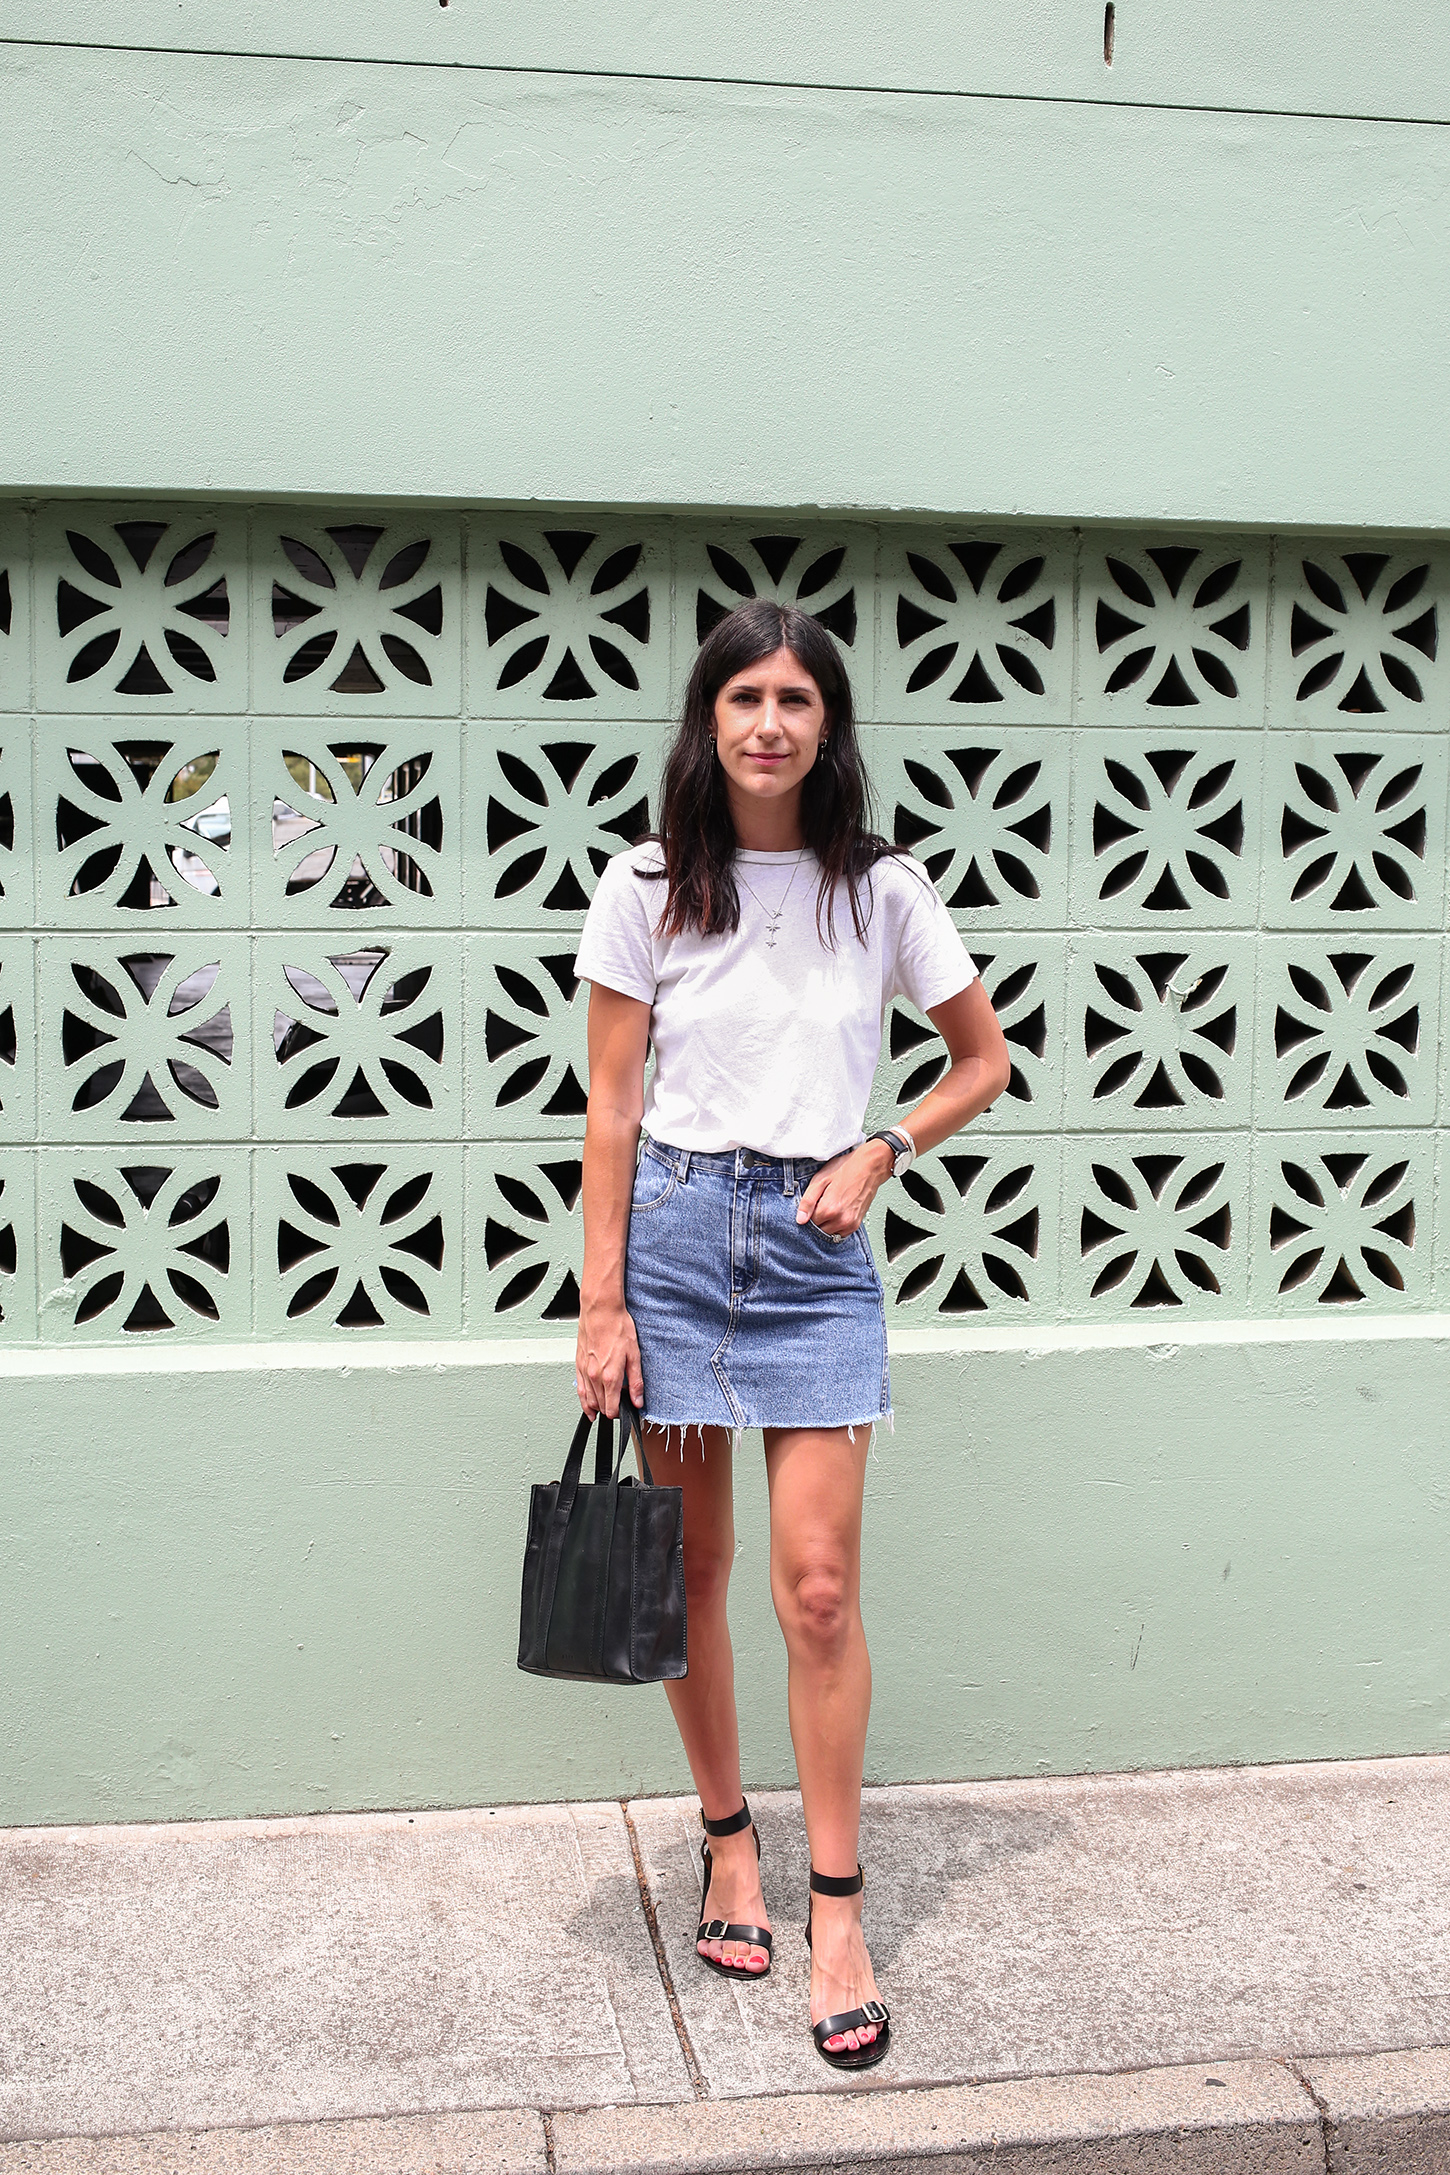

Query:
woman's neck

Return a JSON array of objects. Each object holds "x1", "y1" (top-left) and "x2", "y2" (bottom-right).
[{"x1": 726, "y1": 783, "x2": 805, "y2": 854}]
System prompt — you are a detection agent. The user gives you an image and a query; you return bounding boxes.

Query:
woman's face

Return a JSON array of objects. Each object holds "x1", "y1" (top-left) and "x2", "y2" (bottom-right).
[{"x1": 711, "y1": 646, "x2": 827, "y2": 806}]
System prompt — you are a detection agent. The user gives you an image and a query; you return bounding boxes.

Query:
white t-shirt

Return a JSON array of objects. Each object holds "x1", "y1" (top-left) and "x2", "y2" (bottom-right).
[{"x1": 573, "y1": 844, "x2": 978, "y2": 1159}]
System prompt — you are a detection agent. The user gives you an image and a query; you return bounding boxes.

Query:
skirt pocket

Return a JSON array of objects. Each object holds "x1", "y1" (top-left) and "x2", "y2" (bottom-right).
[
  {"x1": 799, "y1": 1214, "x2": 853, "y2": 1253},
  {"x1": 631, "y1": 1154, "x2": 680, "y2": 1213}
]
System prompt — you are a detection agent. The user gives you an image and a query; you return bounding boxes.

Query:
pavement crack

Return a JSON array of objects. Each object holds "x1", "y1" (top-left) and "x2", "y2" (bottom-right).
[
  {"x1": 622, "y1": 1797, "x2": 708, "y2": 2101},
  {"x1": 541, "y1": 2108, "x2": 556, "y2": 2175},
  {"x1": 1280, "y1": 2056, "x2": 1335, "y2": 2174}
]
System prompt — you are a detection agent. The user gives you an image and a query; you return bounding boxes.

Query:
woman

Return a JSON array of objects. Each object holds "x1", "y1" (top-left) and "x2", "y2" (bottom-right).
[{"x1": 572, "y1": 599, "x2": 1010, "y2": 2069}]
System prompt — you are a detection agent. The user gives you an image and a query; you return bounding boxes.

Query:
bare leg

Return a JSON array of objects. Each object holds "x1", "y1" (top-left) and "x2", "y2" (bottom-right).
[
  {"x1": 643, "y1": 1424, "x2": 771, "y2": 1972},
  {"x1": 764, "y1": 1425, "x2": 882, "y2": 2053}
]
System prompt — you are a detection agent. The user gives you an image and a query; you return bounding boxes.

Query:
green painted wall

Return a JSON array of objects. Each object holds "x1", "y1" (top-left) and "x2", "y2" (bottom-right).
[
  {"x1": 4, "y1": 1327, "x2": 1447, "y2": 1826},
  {"x1": 1, "y1": 504, "x2": 1447, "y2": 1825},
  {"x1": 2, "y1": 7, "x2": 1449, "y2": 1825},
  {"x1": 3, "y1": 22, "x2": 1450, "y2": 521}
]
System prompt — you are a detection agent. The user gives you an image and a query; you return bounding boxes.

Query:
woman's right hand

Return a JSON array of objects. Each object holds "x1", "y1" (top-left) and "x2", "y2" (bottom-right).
[{"x1": 574, "y1": 1299, "x2": 645, "y2": 1420}]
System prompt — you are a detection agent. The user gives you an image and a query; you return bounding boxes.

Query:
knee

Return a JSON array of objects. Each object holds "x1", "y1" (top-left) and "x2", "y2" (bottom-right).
[{"x1": 777, "y1": 1559, "x2": 854, "y2": 1661}]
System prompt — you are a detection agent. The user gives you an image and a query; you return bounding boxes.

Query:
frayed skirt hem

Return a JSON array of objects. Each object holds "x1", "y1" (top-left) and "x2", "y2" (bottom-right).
[{"x1": 640, "y1": 1411, "x2": 895, "y2": 1453}]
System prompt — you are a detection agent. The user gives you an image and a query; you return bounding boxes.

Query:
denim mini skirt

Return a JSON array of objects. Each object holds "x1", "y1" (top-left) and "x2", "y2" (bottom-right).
[{"x1": 624, "y1": 1135, "x2": 891, "y2": 1438}]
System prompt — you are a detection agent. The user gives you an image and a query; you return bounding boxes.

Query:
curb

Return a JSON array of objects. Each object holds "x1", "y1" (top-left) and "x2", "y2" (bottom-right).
[
  {"x1": 2, "y1": 2048, "x2": 1447, "y2": 2174},
  {"x1": 552, "y1": 2062, "x2": 1317, "y2": 2173}
]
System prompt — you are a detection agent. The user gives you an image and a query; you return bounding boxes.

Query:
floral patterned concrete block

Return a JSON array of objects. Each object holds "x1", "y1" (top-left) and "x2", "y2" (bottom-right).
[
  {"x1": 877, "y1": 529, "x2": 1073, "y2": 725},
  {"x1": 1268, "y1": 544, "x2": 1448, "y2": 732},
  {"x1": 252, "y1": 515, "x2": 461, "y2": 716},
  {"x1": 864, "y1": 1138, "x2": 1062, "y2": 1322},
  {"x1": 1251, "y1": 1133, "x2": 1432, "y2": 1314},
  {"x1": 34, "y1": 508, "x2": 248, "y2": 714},
  {"x1": 468, "y1": 523, "x2": 670, "y2": 720},
  {"x1": 1078, "y1": 536, "x2": 1268, "y2": 728},
  {"x1": 0, "y1": 504, "x2": 1446, "y2": 1339}
]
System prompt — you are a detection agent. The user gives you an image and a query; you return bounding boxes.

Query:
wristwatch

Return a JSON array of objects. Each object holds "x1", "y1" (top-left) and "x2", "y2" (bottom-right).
[{"x1": 864, "y1": 1126, "x2": 916, "y2": 1178}]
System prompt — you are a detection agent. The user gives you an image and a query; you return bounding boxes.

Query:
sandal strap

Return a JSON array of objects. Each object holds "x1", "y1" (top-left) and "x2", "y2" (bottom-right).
[
  {"x1": 699, "y1": 1804, "x2": 762, "y2": 1903},
  {"x1": 701, "y1": 1799, "x2": 754, "y2": 1839},
  {"x1": 697, "y1": 1918, "x2": 773, "y2": 1952},
  {"x1": 809, "y1": 1864, "x2": 864, "y2": 1897},
  {"x1": 813, "y1": 2000, "x2": 889, "y2": 2049}
]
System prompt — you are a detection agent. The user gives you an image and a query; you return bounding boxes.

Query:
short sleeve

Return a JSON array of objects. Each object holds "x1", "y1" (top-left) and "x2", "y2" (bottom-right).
[
  {"x1": 573, "y1": 850, "x2": 661, "y2": 1004},
  {"x1": 889, "y1": 862, "x2": 979, "y2": 1014}
]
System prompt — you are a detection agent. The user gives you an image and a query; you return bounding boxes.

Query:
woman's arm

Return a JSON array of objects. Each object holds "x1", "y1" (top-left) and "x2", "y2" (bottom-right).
[
  {"x1": 798, "y1": 978, "x2": 1011, "y2": 1237},
  {"x1": 576, "y1": 982, "x2": 652, "y2": 1419}
]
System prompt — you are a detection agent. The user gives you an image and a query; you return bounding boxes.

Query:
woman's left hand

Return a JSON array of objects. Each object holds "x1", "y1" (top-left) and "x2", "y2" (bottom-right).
[{"x1": 796, "y1": 1140, "x2": 893, "y2": 1237}]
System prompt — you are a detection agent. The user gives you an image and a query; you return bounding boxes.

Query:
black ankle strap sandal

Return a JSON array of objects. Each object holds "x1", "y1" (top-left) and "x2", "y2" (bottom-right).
[
  {"x1": 695, "y1": 1798, "x2": 773, "y2": 1979},
  {"x1": 805, "y1": 1864, "x2": 891, "y2": 2070}
]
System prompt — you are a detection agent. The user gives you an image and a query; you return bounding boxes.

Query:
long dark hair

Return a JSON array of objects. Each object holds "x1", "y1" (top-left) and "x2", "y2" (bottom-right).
[{"x1": 643, "y1": 599, "x2": 904, "y2": 946}]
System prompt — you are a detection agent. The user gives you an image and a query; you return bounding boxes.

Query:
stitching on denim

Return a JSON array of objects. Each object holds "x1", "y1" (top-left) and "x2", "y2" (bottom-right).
[{"x1": 707, "y1": 1166, "x2": 748, "y2": 1428}]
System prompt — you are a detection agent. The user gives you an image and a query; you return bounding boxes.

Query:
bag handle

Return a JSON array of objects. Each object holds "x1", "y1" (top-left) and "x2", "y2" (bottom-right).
[
  {"x1": 614, "y1": 1394, "x2": 654, "y2": 1486},
  {"x1": 556, "y1": 1395, "x2": 652, "y2": 1514}
]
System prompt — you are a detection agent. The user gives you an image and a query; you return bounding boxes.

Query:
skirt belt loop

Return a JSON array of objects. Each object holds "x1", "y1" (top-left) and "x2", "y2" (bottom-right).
[
  {"x1": 678, "y1": 1148, "x2": 691, "y2": 1182},
  {"x1": 784, "y1": 1157, "x2": 796, "y2": 1197}
]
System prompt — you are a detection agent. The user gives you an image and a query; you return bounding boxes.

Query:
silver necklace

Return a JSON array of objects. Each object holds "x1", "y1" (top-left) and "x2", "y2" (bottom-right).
[{"x1": 736, "y1": 852, "x2": 807, "y2": 949}]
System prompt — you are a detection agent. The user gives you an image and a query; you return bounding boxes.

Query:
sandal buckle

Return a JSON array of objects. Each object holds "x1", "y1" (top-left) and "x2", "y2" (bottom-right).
[{"x1": 861, "y1": 2000, "x2": 887, "y2": 2023}]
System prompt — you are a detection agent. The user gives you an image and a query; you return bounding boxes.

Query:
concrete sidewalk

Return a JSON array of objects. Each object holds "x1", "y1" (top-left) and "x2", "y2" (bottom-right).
[{"x1": 3, "y1": 1758, "x2": 1450, "y2": 2172}]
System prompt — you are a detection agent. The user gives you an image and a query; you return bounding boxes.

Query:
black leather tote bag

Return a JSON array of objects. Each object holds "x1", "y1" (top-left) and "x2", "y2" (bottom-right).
[{"x1": 517, "y1": 1396, "x2": 687, "y2": 1684}]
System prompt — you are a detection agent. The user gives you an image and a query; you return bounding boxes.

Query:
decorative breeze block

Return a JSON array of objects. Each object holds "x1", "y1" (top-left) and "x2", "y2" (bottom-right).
[
  {"x1": 257, "y1": 1145, "x2": 462, "y2": 1336},
  {"x1": 866, "y1": 1139, "x2": 1061, "y2": 1320},
  {"x1": 1269, "y1": 544, "x2": 1447, "y2": 731},
  {"x1": 877, "y1": 529, "x2": 1072, "y2": 724},
  {"x1": 465, "y1": 1143, "x2": 585, "y2": 1331},
  {"x1": 465, "y1": 726, "x2": 664, "y2": 928},
  {"x1": 1070, "y1": 735, "x2": 1260, "y2": 928},
  {"x1": 254, "y1": 936, "x2": 460, "y2": 1141},
  {"x1": 1252, "y1": 1134, "x2": 1431, "y2": 1312},
  {"x1": 464, "y1": 934, "x2": 589, "y2": 1139},
  {"x1": 1079, "y1": 536, "x2": 1267, "y2": 726},
  {"x1": 860, "y1": 727, "x2": 1069, "y2": 930},
  {"x1": 40, "y1": 936, "x2": 250, "y2": 1143},
  {"x1": 469, "y1": 524, "x2": 669, "y2": 718},
  {"x1": 252, "y1": 515, "x2": 460, "y2": 715},
  {"x1": 1065, "y1": 937, "x2": 1255, "y2": 1131},
  {"x1": 34, "y1": 507, "x2": 247, "y2": 713},
  {"x1": 1060, "y1": 1137, "x2": 1248, "y2": 1315},
  {"x1": 40, "y1": 1148, "x2": 251, "y2": 1340},
  {"x1": 251, "y1": 725, "x2": 459, "y2": 926},
  {"x1": 1261, "y1": 736, "x2": 1447, "y2": 931},
  {"x1": 38, "y1": 727, "x2": 246, "y2": 929},
  {"x1": 673, "y1": 525, "x2": 875, "y2": 710},
  {"x1": 1253, "y1": 938, "x2": 1438, "y2": 1130}
]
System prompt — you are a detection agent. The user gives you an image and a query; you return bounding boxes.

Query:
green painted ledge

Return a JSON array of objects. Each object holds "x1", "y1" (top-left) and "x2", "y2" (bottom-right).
[
  {"x1": 6, "y1": 43, "x2": 1450, "y2": 523},
  {"x1": 4, "y1": 1, "x2": 1449, "y2": 126},
  {"x1": 2, "y1": 1323, "x2": 1446, "y2": 1827}
]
